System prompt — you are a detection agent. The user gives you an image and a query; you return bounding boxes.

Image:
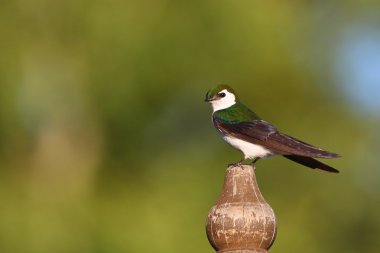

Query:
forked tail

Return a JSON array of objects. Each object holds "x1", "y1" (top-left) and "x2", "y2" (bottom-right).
[{"x1": 283, "y1": 155, "x2": 339, "y2": 173}]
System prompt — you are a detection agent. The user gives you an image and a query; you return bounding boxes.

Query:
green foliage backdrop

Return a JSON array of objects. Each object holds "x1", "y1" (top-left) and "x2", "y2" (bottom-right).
[{"x1": 0, "y1": 1, "x2": 380, "y2": 252}]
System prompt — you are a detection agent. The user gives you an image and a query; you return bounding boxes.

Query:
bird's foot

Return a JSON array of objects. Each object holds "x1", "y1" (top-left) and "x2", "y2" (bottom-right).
[
  {"x1": 228, "y1": 157, "x2": 260, "y2": 169},
  {"x1": 228, "y1": 158, "x2": 260, "y2": 168}
]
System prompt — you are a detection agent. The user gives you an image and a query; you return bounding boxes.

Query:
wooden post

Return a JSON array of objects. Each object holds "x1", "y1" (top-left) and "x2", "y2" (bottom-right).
[{"x1": 206, "y1": 165, "x2": 277, "y2": 253}]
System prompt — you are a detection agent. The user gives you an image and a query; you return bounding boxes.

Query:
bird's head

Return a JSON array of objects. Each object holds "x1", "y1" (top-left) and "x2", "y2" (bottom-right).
[{"x1": 205, "y1": 84, "x2": 239, "y2": 111}]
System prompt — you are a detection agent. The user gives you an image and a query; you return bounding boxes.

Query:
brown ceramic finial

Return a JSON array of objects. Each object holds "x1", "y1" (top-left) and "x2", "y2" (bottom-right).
[{"x1": 206, "y1": 165, "x2": 277, "y2": 253}]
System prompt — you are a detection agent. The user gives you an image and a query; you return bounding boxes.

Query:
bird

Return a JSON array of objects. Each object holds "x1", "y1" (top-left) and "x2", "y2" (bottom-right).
[{"x1": 205, "y1": 84, "x2": 341, "y2": 173}]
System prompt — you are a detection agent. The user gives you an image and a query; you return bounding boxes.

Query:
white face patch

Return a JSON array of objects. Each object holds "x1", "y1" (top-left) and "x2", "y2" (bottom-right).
[{"x1": 210, "y1": 89, "x2": 237, "y2": 112}]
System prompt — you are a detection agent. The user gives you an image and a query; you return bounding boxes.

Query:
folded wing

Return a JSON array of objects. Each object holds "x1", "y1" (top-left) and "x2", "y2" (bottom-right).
[{"x1": 213, "y1": 118, "x2": 341, "y2": 159}]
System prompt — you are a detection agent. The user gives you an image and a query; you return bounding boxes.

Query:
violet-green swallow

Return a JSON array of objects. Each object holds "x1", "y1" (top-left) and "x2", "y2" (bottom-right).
[{"x1": 205, "y1": 84, "x2": 341, "y2": 173}]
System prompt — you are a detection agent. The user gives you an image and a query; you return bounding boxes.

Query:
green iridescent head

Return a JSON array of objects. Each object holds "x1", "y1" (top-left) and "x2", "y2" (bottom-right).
[{"x1": 205, "y1": 84, "x2": 238, "y2": 101}]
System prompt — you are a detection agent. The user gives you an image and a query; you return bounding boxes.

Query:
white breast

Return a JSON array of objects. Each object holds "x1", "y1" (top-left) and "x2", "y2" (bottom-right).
[{"x1": 223, "y1": 135, "x2": 274, "y2": 159}]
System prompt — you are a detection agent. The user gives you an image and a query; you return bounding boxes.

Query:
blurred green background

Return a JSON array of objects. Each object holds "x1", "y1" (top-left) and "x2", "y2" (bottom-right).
[{"x1": 1, "y1": 0, "x2": 380, "y2": 252}]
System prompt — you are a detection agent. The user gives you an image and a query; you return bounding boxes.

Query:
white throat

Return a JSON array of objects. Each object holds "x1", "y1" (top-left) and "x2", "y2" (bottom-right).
[{"x1": 211, "y1": 89, "x2": 237, "y2": 112}]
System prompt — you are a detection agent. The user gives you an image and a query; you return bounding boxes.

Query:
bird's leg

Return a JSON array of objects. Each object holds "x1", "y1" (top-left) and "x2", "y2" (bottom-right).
[
  {"x1": 229, "y1": 157, "x2": 260, "y2": 169},
  {"x1": 228, "y1": 157, "x2": 261, "y2": 168},
  {"x1": 240, "y1": 158, "x2": 258, "y2": 166},
  {"x1": 251, "y1": 157, "x2": 260, "y2": 164}
]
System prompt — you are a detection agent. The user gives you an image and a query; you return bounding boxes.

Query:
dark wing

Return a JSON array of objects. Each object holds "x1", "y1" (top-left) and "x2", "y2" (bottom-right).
[
  {"x1": 213, "y1": 118, "x2": 341, "y2": 158},
  {"x1": 283, "y1": 155, "x2": 339, "y2": 173}
]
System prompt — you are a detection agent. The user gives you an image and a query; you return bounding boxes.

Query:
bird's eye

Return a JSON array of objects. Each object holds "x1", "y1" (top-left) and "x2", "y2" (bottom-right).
[{"x1": 219, "y1": 92, "x2": 226, "y2": 97}]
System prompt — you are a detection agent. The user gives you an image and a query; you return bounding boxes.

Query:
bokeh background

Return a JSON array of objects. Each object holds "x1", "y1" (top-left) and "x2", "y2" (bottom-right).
[{"x1": 1, "y1": 1, "x2": 380, "y2": 252}]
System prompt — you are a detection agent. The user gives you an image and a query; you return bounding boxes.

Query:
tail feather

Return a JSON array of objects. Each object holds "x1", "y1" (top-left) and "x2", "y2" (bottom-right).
[{"x1": 283, "y1": 155, "x2": 339, "y2": 173}]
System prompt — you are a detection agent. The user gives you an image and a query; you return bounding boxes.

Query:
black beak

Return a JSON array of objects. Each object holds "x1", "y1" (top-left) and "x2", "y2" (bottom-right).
[{"x1": 205, "y1": 91, "x2": 213, "y2": 102}]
